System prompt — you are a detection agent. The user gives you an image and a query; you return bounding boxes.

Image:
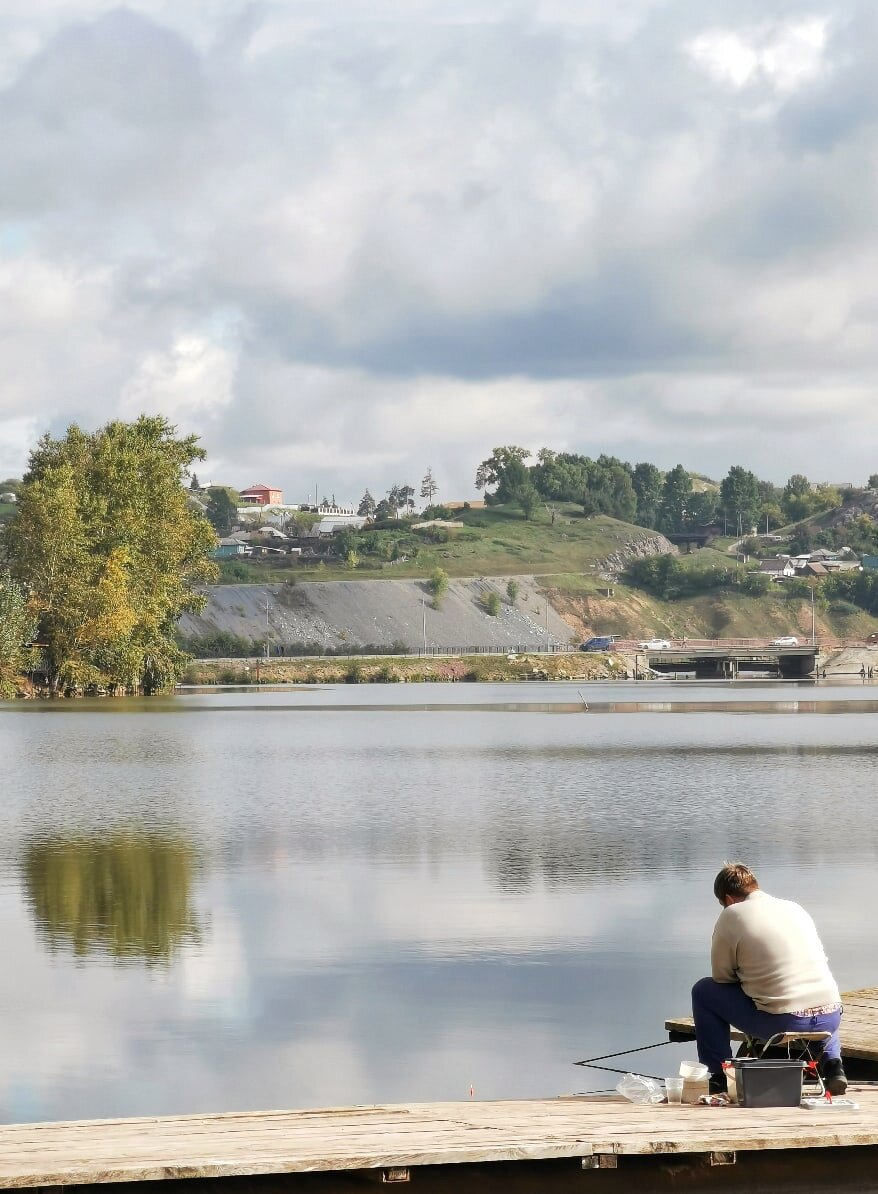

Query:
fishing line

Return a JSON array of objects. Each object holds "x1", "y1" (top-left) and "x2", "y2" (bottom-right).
[{"x1": 574, "y1": 1038, "x2": 672, "y2": 1082}]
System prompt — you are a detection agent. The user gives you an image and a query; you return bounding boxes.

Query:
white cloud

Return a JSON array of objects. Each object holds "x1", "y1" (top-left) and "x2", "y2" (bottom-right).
[
  {"x1": 120, "y1": 329, "x2": 241, "y2": 422},
  {"x1": 0, "y1": 416, "x2": 40, "y2": 478},
  {"x1": 688, "y1": 18, "x2": 829, "y2": 92},
  {"x1": 0, "y1": 1, "x2": 875, "y2": 496}
]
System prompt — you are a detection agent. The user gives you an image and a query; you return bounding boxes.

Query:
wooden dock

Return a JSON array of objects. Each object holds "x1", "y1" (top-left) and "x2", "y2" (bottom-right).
[
  {"x1": 0, "y1": 985, "x2": 875, "y2": 1192},
  {"x1": 665, "y1": 985, "x2": 878, "y2": 1064},
  {"x1": 2, "y1": 1089, "x2": 878, "y2": 1191}
]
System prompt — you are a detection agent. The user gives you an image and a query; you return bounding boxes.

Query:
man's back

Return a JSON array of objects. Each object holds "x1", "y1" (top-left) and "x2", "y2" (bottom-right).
[{"x1": 711, "y1": 889, "x2": 840, "y2": 1013}]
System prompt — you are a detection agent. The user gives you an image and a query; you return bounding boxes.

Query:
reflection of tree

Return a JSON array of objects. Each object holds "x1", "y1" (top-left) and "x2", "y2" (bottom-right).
[{"x1": 23, "y1": 832, "x2": 201, "y2": 965}]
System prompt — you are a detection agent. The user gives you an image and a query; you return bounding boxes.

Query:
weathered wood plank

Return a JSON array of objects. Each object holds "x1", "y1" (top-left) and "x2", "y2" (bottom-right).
[{"x1": 1, "y1": 1091, "x2": 878, "y2": 1187}]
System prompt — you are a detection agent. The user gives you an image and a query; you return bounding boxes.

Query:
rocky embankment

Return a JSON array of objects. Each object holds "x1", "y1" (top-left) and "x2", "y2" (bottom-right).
[
  {"x1": 178, "y1": 577, "x2": 575, "y2": 652},
  {"x1": 595, "y1": 533, "x2": 677, "y2": 578}
]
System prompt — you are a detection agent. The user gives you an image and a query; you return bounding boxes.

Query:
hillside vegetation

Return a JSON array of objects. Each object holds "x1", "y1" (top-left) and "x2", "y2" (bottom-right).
[
  {"x1": 221, "y1": 504, "x2": 671, "y2": 583},
  {"x1": 544, "y1": 574, "x2": 878, "y2": 644}
]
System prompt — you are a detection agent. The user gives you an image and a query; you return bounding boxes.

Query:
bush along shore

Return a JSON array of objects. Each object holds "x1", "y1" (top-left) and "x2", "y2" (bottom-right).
[{"x1": 181, "y1": 651, "x2": 630, "y2": 686}]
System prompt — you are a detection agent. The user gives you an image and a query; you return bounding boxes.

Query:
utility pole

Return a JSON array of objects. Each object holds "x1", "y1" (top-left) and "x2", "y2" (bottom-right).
[
  {"x1": 422, "y1": 596, "x2": 427, "y2": 655},
  {"x1": 811, "y1": 584, "x2": 816, "y2": 646},
  {"x1": 545, "y1": 597, "x2": 549, "y2": 650}
]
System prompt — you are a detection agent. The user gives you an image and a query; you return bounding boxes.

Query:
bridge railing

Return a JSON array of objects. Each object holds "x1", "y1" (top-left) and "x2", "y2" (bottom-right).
[{"x1": 615, "y1": 638, "x2": 820, "y2": 651}]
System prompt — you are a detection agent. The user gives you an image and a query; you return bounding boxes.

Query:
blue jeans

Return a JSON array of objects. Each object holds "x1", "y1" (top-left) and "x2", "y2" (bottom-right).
[{"x1": 691, "y1": 977, "x2": 842, "y2": 1075}]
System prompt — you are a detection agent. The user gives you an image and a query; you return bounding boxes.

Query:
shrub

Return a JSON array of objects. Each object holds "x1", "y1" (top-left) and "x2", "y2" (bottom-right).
[
  {"x1": 483, "y1": 591, "x2": 501, "y2": 616},
  {"x1": 740, "y1": 573, "x2": 771, "y2": 596},
  {"x1": 179, "y1": 631, "x2": 261, "y2": 657},
  {"x1": 428, "y1": 567, "x2": 449, "y2": 608}
]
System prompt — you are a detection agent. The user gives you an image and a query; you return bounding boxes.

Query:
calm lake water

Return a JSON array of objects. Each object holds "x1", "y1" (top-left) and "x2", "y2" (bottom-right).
[{"x1": 1, "y1": 679, "x2": 877, "y2": 1123}]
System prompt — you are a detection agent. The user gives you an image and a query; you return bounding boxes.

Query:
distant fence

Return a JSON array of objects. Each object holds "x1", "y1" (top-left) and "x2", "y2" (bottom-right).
[
  {"x1": 191, "y1": 643, "x2": 577, "y2": 662},
  {"x1": 413, "y1": 644, "x2": 574, "y2": 656}
]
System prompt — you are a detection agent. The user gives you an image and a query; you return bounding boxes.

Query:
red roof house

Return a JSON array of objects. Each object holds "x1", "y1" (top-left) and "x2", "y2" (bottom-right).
[{"x1": 240, "y1": 484, "x2": 283, "y2": 506}]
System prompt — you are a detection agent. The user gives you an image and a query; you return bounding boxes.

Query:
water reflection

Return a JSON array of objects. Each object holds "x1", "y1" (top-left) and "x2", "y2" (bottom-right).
[
  {"x1": 22, "y1": 832, "x2": 201, "y2": 965},
  {"x1": 0, "y1": 687, "x2": 878, "y2": 1121}
]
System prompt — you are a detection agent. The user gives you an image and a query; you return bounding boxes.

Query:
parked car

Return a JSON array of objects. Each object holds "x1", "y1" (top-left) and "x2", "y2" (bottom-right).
[
  {"x1": 580, "y1": 635, "x2": 618, "y2": 652},
  {"x1": 771, "y1": 635, "x2": 799, "y2": 647},
  {"x1": 639, "y1": 638, "x2": 671, "y2": 650}
]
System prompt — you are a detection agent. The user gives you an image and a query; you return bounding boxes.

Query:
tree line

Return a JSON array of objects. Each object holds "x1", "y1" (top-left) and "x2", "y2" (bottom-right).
[
  {"x1": 356, "y1": 468, "x2": 440, "y2": 521},
  {"x1": 473, "y1": 446, "x2": 848, "y2": 534}
]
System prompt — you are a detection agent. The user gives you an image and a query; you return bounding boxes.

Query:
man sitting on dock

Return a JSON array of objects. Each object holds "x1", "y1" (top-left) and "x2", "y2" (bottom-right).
[{"x1": 692, "y1": 863, "x2": 847, "y2": 1096}]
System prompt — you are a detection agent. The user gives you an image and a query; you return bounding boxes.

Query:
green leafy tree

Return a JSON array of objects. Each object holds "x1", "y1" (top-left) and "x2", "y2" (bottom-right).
[
  {"x1": 4, "y1": 416, "x2": 217, "y2": 694},
  {"x1": 475, "y1": 446, "x2": 531, "y2": 495},
  {"x1": 503, "y1": 459, "x2": 540, "y2": 519},
  {"x1": 658, "y1": 465, "x2": 693, "y2": 533},
  {"x1": 813, "y1": 483, "x2": 842, "y2": 514},
  {"x1": 531, "y1": 449, "x2": 586, "y2": 501},
  {"x1": 506, "y1": 579, "x2": 520, "y2": 605},
  {"x1": 0, "y1": 574, "x2": 37, "y2": 696},
  {"x1": 358, "y1": 490, "x2": 376, "y2": 518},
  {"x1": 428, "y1": 567, "x2": 449, "y2": 609},
  {"x1": 757, "y1": 502, "x2": 784, "y2": 533},
  {"x1": 781, "y1": 475, "x2": 842, "y2": 523},
  {"x1": 720, "y1": 466, "x2": 760, "y2": 536},
  {"x1": 687, "y1": 489, "x2": 718, "y2": 527},
  {"x1": 587, "y1": 455, "x2": 636, "y2": 522},
  {"x1": 333, "y1": 527, "x2": 360, "y2": 558},
  {"x1": 869, "y1": 474, "x2": 878, "y2": 490},
  {"x1": 632, "y1": 462, "x2": 663, "y2": 528},
  {"x1": 205, "y1": 488, "x2": 237, "y2": 537},
  {"x1": 782, "y1": 474, "x2": 813, "y2": 522}
]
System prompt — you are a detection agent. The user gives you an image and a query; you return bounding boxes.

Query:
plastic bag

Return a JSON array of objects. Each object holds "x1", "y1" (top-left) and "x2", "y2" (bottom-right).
[{"x1": 615, "y1": 1073, "x2": 665, "y2": 1104}]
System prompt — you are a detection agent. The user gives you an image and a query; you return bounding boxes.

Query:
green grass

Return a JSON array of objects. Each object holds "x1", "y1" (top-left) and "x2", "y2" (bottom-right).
[
  {"x1": 219, "y1": 505, "x2": 659, "y2": 584},
  {"x1": 672, "y1": 546, "x2": 739, "y2": 571}
]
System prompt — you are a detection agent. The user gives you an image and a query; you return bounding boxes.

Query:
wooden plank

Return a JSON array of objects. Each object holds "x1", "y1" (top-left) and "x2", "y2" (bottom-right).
[
  {"x1": 1, "y1": 1092, "x2": 878, "y2": 1187},
  {"x1": 666, "y1": 986, "x2": 878, "y2": 1063}
]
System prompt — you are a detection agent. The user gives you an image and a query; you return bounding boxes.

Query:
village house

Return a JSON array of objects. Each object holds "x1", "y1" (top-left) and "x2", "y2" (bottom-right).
[
  {"x1": 212, "y1": 537, "x2": 251, "y2": 560},
  {"x1": 240, "y1": 483, "x2": 284, "y2": 506},
  {"x1": 758, "y1": 558, "x2": 796, "y2": 580}
]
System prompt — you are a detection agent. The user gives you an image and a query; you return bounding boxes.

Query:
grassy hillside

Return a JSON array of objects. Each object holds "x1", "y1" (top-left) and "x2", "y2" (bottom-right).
[
  {"x1": 213, "y1": 501, "x2": 878, "y2": 644},
  {"x1": 221, "y1": 505, "x2": 664, "y2": 583}
]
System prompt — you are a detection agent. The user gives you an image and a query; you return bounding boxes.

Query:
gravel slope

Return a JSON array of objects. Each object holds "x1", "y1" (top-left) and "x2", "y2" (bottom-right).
[{"x1": 178, "y1": 578, "x2": 574, "y2": 651}]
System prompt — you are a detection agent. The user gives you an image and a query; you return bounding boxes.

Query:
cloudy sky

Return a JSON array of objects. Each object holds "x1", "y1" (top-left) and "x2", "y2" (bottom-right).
[{"x1": 1, "y1": 0, "x2": 877, "y2": 504}]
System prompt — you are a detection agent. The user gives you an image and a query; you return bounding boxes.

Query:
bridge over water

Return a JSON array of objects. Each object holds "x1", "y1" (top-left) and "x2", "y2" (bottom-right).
[{"x1": 625, "y1": 641, "x2": 818, "y2": 679}]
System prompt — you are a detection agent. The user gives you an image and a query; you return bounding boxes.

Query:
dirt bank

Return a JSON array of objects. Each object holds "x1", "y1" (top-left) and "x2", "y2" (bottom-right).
[{"x1": 182, "y1": 651, "x2": 631, "y2": 685}]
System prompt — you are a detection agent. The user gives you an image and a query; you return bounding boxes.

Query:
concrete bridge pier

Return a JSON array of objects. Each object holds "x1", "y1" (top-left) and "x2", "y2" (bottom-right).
[{"x1": 694, "y1": 657, "x2": 737, "y2": 679}]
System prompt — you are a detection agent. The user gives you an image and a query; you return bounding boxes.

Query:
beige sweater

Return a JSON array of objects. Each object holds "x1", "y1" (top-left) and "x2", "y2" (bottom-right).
[{"x1": 711, "y1": 890, "x2": 840, "y2": 1013}]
